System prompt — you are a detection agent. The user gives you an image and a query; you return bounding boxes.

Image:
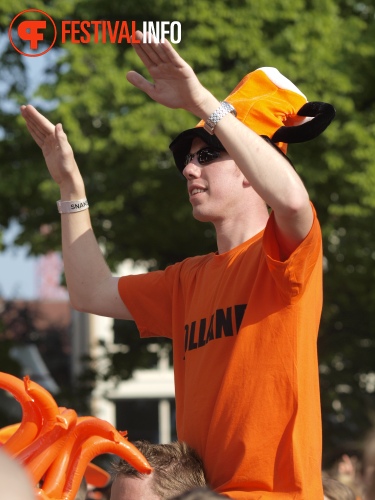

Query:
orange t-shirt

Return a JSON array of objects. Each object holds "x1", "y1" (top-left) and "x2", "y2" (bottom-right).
[{"x1": 118, "y1": 207, "x2": 324, "y2": 499}]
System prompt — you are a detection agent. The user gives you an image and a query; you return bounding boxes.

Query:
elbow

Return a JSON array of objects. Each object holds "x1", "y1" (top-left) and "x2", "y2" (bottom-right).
[
  {"x1": 69, "y1": 293, "x2": 92, "y2": 314},
  {"x1": 284, "y1": 189, "x2": 310, "y2": 217}
]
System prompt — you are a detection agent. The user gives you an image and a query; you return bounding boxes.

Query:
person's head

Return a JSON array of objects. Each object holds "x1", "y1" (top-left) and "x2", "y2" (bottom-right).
[
  {"x1": 363, "y1": 429, "x2": 375, "y2": 500},
  {"x1": 0, "y1": 448, "x2": 35, "y2": 500},
  {"x1": 182, "y1": 137, "x2": 260, "y2": 225},
  {"x1": 75, "y1": 477, "x2": 87, "y2": 500},
  {"x1": 170, "y1": 486, "x2": 226, "y2": 499},
  {"x1": 322, "y1": 476, "x2": 356, "y2": 500},
  {"x1": 110, "y1": 440, "x2": 206, "y2": 500}
]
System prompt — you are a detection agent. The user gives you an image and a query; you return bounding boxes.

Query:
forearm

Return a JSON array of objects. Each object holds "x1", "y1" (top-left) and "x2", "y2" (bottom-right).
[
  {"x1": 21, "y1": 105, "x2": 132, "y2": 319},
  {"x1": 59, "y1": 177, "x2": 113, "y2": 314},
  {"x1": 127, "y1": 35, "x2": 310, "y2": 218},
  {"x1": 190, "y1": 92, "x2": 313, "y2": 252},
  {"x1": 194, "y1": 92, "x2": 310, "y2": 215}
]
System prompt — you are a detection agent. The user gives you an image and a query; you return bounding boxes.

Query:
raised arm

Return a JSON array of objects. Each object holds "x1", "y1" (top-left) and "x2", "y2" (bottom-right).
[
  {"x1": 20, "y1": 105, "x2": 133, "y2": 320},
  {"x1": 127, "y1": 32, "x2": 313, "y2": 255}
]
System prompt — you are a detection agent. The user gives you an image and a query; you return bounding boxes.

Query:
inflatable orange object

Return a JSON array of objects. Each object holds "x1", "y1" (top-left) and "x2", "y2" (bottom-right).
[
  {"x1": 0, "y1": 422, "x2": 21, "y2": 443},
  {"x1": 0, "y1": 372, "x2": 42, "y2": 455},
  {"x1": 63, "y1": 435, "x2": 152, "y2": 500},
  {"x1": 19, "y1": 408, "x2": 78, "y2": 485},
  {"x1": 43, "y1": 415, "x2": 140, "y2": 498},
  {"x1": 0, "y1": 371, "x2": 152, "y2": 500},
  {"x1": 23, "y1": 375, "x2": 61, "y2": 434}
]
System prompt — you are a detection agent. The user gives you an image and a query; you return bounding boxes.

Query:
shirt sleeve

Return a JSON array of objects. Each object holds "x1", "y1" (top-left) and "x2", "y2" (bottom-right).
[
  {"x1": 118, "y1": 264, "x2": 180, "y2": 339},
  {"x1": 262, "y1": 202, "x2": 322, "y2": 300}
]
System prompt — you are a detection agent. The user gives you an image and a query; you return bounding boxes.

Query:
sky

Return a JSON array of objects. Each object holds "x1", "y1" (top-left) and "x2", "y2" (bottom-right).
[
  {"x1": 0, "y1": 35, "x2": 58, "y2": 300},
  {"x1": 0, "y1": 222, "x2": 39, "y2": 300}
]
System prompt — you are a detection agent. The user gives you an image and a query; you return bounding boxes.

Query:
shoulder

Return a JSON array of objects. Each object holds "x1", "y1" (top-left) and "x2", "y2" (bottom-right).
[
  {"x1": 263, "y1": 202, "x2": 321, "y2": 261},
  {"x1": 166, "y1": 252, "x2": 215, "y2": 273}
]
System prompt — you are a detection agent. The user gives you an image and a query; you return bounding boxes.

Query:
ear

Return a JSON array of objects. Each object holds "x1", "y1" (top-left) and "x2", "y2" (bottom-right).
[{"x1": 242, "y1": 175, "x2": 251, "y2": 187}]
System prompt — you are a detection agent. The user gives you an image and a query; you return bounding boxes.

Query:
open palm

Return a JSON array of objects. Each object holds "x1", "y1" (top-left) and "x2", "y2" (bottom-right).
[
  {"x1": 126, "y1": 31, "x2": 208, "y2": 115},
  {"x1": 20, "y1": 105, "x2": 78, "y2": 186}
]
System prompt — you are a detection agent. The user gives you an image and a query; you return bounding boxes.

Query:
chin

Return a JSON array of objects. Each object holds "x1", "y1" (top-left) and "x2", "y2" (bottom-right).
[{"x1": 192, "y1": 209, "x2": 215, "y2": 223}]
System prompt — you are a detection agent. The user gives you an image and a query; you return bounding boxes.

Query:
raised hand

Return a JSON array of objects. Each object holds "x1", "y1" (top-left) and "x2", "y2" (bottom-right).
[
  {"x1": 20, "y1": 105, "x2": 79, "y2": 188},
  {"x1": 126, "y1": 31, "x2": 212, "y2": 117}
]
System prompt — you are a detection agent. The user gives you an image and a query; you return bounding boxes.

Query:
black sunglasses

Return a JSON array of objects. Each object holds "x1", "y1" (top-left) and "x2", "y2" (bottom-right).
[{"x1": 184, "y1": 146, "x2": 222, "y2": 167}]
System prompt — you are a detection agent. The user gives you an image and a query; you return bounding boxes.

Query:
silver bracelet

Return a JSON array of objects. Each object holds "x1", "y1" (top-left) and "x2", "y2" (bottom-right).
[
  {"x1": 204, "y1": 101, "x2": 237, "y2": 135},
  {"x1": 57, "y1": 198, "x2": 89, "y2": 214}
]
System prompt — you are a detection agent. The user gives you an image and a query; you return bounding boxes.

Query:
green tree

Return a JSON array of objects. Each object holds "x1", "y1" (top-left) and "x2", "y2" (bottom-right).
[{"x1": 1, "y1": 0, "x2": 375, "y2": 461}]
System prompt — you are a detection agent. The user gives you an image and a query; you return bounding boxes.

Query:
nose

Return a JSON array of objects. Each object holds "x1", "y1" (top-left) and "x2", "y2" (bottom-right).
[{"x1": 182, "y1": 159, "x2": 202, "y2": 180}]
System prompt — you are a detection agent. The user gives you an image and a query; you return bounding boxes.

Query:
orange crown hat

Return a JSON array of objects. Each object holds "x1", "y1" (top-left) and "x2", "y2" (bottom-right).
[{"x1": 169, "y1": 67, "x2": 335, "y2": 172}]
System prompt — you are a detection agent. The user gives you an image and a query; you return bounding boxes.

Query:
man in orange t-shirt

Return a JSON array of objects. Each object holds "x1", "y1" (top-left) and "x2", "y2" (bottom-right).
[
  {"x1": 118, "y1": 207, "x2": 323, "y2": 499},
  {"x1": 21, "y1": 31, "x2": 334, "y2": 499}
]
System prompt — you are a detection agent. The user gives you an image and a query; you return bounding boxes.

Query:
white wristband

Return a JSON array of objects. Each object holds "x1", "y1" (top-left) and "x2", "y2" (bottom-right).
[{"x1": 57, "y1": 198, "x2": 89, "y2": 214}]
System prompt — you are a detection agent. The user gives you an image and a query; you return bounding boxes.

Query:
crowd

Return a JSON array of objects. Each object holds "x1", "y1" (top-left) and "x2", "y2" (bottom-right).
[{"x1": 2, "y1": 435, "x2": 375, "y2": 499}]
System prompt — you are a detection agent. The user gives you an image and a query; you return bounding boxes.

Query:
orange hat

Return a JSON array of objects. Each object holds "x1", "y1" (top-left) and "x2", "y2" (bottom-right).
[{"x1": 169, "y1": 67, "x2": 335, "y2": 172}]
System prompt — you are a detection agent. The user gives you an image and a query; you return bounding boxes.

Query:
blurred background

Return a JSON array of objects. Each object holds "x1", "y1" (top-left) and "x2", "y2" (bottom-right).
[{"x1": 1, "y1": 0, "x2": 375, "y2": 479}]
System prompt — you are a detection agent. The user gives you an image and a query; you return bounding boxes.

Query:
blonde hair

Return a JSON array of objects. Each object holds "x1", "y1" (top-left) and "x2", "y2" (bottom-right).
[{"x1": 112, "y1": 441, "x2": 206, "y2": 499}]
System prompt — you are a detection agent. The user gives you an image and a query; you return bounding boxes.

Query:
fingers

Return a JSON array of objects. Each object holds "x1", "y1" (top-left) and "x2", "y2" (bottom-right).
[
  {"x1": 54, "y1": 123, "x2": 72, "y2": 155},
  {"x1": 131, "y1": 34, "x2": 155, "y2": 68},
  {"x1": 126, "y1": 70, "x2": 154, "y2": 95},
  {"x1": 131, "y1": 31, "x2": 179, "y2": 69},
  {"x1": 21, "y1": 105, "x2": 55, "y2": 135},
  {"x1": 21, "y1": 105, "x2": 56, "y2": 148},
  {"x1": 157, "y1": 36, "x2": 186, "y2": 68},
  {"x1": 137, "y1": 32, "x2": 170, "y2": 64},
  {"x1": 23, "y1": 121, "x2": 45, "y2": 148}
]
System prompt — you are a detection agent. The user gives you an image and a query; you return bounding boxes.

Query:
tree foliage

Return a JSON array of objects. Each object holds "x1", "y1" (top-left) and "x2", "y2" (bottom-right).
[{"x1": 1, "y1": 0, "x2": 375, "y2": 462}]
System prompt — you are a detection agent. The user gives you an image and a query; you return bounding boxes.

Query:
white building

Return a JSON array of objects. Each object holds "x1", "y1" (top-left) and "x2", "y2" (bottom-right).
[{"x1": 72, "y1": 260, "x2": 176, "y2": 444}]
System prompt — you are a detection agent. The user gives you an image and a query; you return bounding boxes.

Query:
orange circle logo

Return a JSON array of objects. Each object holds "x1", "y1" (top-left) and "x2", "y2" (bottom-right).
[{"x1": 8, "y1": 9, "x2": 57, "y2": 57}]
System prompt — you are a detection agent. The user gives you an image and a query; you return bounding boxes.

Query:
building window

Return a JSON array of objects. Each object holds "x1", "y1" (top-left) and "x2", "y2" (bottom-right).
[{"x1": 115, "y1": 398, "x2": 177, "y2": 443}]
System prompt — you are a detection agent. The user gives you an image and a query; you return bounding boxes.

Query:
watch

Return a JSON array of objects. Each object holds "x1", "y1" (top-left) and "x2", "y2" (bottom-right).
[{"x1": 203, "y1": 101, "x2": 237, "y2": 135}]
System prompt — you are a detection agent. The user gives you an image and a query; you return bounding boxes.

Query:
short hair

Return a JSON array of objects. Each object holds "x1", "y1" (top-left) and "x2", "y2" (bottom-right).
[
  {"x1": 170, "y1": 486, "x2": 226, "y2": 499},
  {"x1": 75, "y1": 477, "x2": 87, "y2": 500},
  {"x1": 363, "y1": 429, "x2": 375, "y2": 500},
  {"x1": 111, "y1": 440, "x2": 206, "y2": 499},
  {"x1": 322, "y1": 477, "x2": 356, "y2": 500}
]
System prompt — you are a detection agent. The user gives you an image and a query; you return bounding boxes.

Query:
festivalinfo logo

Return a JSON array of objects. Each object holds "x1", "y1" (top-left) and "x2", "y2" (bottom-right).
[{"x1": 9, "y1": 9, "x2": 182, "y2": 57}]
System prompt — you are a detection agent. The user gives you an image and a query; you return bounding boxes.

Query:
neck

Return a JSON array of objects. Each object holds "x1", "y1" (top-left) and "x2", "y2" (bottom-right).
[{"x1": 214, "y1": 206, "x2": 269, "y2": 254}]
